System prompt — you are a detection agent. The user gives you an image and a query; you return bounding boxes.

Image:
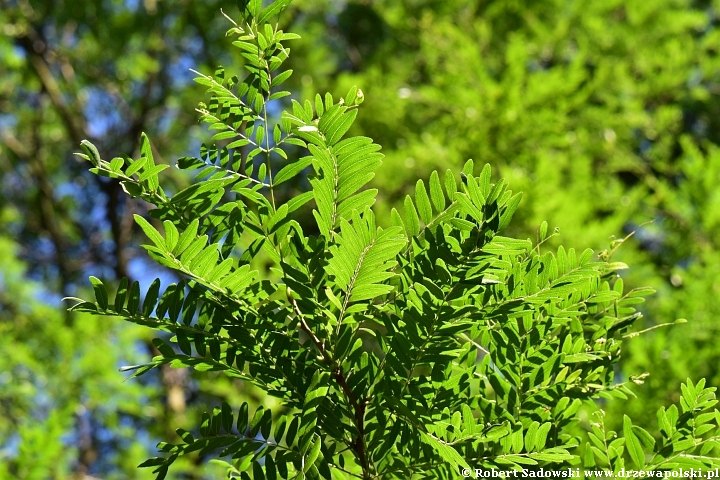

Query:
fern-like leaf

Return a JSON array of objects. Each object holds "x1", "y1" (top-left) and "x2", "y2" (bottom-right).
[
  {"x1": 284, "y1": 89, "x2": 382, "y2": 237},
  {"x1": 326, "y1": 211, "x2": 406, "y2": 304}
]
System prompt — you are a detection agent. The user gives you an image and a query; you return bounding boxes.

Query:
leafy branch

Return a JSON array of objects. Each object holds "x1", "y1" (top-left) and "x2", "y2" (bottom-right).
[{"x1": 66, "y1": 1, "x2": 720, "y2": 478}]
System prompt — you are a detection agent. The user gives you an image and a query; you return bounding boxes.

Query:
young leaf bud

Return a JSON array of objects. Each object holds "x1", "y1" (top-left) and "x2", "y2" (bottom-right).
[
  {"x1": 286, "y1": 286, "x2": 295, "y2": 304},
  {"x1": 80, "y1": 140, "x2": 102, "y2": 167}
]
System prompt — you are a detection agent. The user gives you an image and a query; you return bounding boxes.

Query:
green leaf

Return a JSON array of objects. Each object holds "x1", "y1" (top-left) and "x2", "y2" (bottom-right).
[
  {"x1": 419, "y1": 431, "x2": 470, "y2": 471},
  {"x1": 138, "y1": 457, "x2": 166, "y2": 468},
  {"x1": 345, "y1": 85, "x2": 358, "y2": 105},
  {"x1": 478, "y1": 163, "x2": 491, "y2": 194},
  {"x1": 632, "y1": 425, "x2": 655, "y2": 450},
  {"x1": 255, "y1": 125, "x2": 266, "y2": 147},
  {"x1": 258, "y1": 0, "x2": 292, "y2": 24},
  {"x1": 285, "y1": 191, "x2": 313, "y2": 213},
  {"x1": 176, "y1": 331, "x2": 192, "y2": 355},
  {"x1": 79, "y1": 140, "x2": 102, "y2": 167},
  {"x1": 127, "y1": 281, "x2": 141, "y2": 313},
  {"x1": 403, "y1": 195, "x2": 420, "y2": 236},
  {"x1": 152, "y1": 338, "x2": 175, "y2": 358},
  {"x1": 429, "y1": 170, "x2": 445, "y2": 212},
  {"x1": 274, "y1": 156, "x2": 312, "y2": 186},
  {"x1": 524, "y1": 421, "x2": 539, "y2": 452},
  {"x1": 174, "y1": 219, "x2": 199, "y2": 256},
  {"x1": 304, "y1": 437, "x2": 322, "y2": 472},
  {"x1": 539, "y1": 221, "x2": 549, "y2": 241},
  {"x1": 114, "y1": 277, "x2": 129, "y2": 313},
  {"x1": 143, "y1": 279, "x2": 161, "y2": 317},
  {"x1": 535, "y1": 423, "x2": 551, "y2": 450},
  {"x1": 309, "y1": 136, "x2": 383, "y2": 235},
  {"x1": 237, "y1": 403, "x2": 249, "y2": 433},
  {"x1": 455, "y1": 192, "x2": 484, "y2": 223},
  {"x1": 220, "y1": 402, "x2": 233, "y2": 432},
  {"x1": 390, "y1": 207, "x2": 405, "y2": 231},
  {"x1": 272, "y1": 69, "x2": 293, "y2": 87},
  {"x1": 109, "y1": 157, "x2": 124, "y2": 173},
  {"x1": 189, "y1": 245, "x2": 220, "y2": 279},
  {"x1": 326, "y1": 211, "x2": 406, "y2": 303},
  {"x1": 249, "y1": 406, "x2": 267, "y2": 438},
  {"x1": 286, "y1": 416, "x2": 299, "y2": 447},
  {"x1": 498, "y1": 192, "x2": 522, "y2": 230},
  {"x1": 273, "y1": 415, "x2": 288, "y2": 444},
  {"x1": 89, "y1": 276, "x2": 108, "y2": 310},
  {"x1": 273, "y1": 124, "x2": 282, "y2": 145},
  {"x1": 134, "y1": 214, "x2": 165, "y2": 248},
  {"x1": 310, "y1": 93, "x2": 322, "y2": 118},
  {"x1": 257, "y1": 162, "x2": 267, "y2": 182},
  {"x1": 414, "y1": 179, "x2": 433, "y2": 225},
  {"x1": 336, "y1": 188, "x2": 377, "y2": 220},
  {"x1": 268, "y1": 203, "x2": 289, "y2": 233},
  {"x1": 163, "y1": 221, "x2": 179, "y2": 252},
  {"x1": 137, "y1": 164, "x2": 169, "y2": 184},
  {"x1": 444, "y1": 169, "x2": 457, "y2": 200},
  {"x1": 623, "y1": 415, "x2": 645, "y2": 469},
  {"x1": 528, "y1": 449, "x2": 574, "y2": 462},
  {"x1": 324, "y1": 109, "x2": 357, "y2": 146},
  {"x1": 180, "y1": 236, "x2": 207, "y2": 265}
]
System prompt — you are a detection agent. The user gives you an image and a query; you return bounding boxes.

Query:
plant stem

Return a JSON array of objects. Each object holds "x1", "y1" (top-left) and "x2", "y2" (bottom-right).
[
  {"x1": 290, "y1": 299, "x2": 371, "y2": 478},
  {"x1": 333, "y1": 368, "x2": 370, "y2": 478}
]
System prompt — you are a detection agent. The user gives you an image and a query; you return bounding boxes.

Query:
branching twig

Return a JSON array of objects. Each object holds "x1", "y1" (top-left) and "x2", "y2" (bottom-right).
[{"x1": 289, "y1": 296, "x2": 371, "y2": 478}]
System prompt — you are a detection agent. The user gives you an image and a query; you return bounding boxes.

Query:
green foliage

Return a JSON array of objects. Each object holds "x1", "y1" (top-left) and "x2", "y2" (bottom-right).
[
  {"x1": 0, "y1": 2, "x2": 254, "y2": 475},
  {"x1": 583, "y1": 379, "x2": 720, "y2": 473},
  {"x1": 0, "y1": 235, "x2": 155, "y2": 479},
  {"x1": 282, "y1": 0, "x2": 720, "y2": 438},
  {"x1": 68, "y1": 2, "x2": 720, "y2": 478}
]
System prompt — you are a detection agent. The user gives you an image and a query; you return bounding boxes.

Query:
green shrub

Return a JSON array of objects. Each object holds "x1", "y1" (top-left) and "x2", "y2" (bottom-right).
[
  {"x1": 282, "y1": 0, "x2": 720, "y2": 434},
  {"x1": 67, "y1": 2, "x2": 720, "y2": 478}
]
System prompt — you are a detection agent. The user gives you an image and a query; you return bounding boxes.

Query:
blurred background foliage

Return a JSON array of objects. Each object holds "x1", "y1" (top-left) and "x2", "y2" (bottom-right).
[{"x1": 1, "y1": 0, "x2": 720, "y2": 477}]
